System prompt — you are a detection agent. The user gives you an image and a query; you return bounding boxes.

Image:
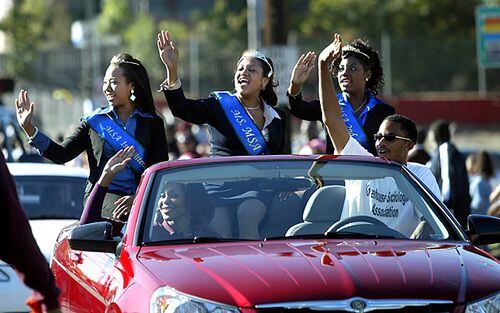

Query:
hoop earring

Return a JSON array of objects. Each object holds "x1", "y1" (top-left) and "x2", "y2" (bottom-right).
[{"x1": 130, "y1": 89, "x2": 136, "y2": 101}]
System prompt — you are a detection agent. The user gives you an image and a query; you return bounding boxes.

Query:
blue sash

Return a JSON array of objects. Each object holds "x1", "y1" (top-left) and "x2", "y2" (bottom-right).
[
  {"x1": 85, "y1": 112, "x2": 147, "y2": 173},
  {"x1": 212, "y1": 91, "x2": 268, "y2": 155},
  {"x1": 338, "y1": 92, "x2": 381, "y2": 150}
]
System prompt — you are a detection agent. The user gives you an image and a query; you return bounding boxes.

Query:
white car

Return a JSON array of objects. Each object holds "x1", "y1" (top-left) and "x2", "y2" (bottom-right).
[{"x1": 1, "y1": 162, "x2": 88, "y2": 312}]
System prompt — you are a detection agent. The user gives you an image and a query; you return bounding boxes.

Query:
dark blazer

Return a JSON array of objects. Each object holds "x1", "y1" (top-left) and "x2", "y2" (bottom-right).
[
  {"x1": 287, "y1": 92, "x2": 395, "y2": 155},
  {"x1": 408, "y1": 147, "x2": 431, "y2": 165},
  {"x1": 42, "y1": 112, "x2": 168, "y2": 193},
  {"x1": 429, "y1": 142, "x2": 471, "y2": 227},
  {"x1": 164, "y1": 88, "x2": 286, "y2": 156}
]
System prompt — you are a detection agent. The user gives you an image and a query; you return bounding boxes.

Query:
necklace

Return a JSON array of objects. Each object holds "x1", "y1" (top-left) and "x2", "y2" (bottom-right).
[
  {"x1": 243, "y1": 103, "x2": 261, "y2": 111},
  {"x1": 353, "y1": 96, "x2": 368, "y2": 114}
]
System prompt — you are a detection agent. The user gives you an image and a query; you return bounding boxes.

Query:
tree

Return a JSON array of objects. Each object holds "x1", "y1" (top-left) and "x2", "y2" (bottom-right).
[
  {"x1": 0, "y1": 0, "x2": 71, "y2": 79},
  {"x1": 297, "y1": 0, "x2": 495, "y2": 92},
  {"x1": 97, "y1": 0, "x2": 132, "y2": 36}
]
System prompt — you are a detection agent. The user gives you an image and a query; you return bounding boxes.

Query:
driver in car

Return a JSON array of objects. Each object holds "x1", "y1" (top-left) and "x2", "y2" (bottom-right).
[{"x1": 317, "y1": 34, "x2": 441, "y2": 236}]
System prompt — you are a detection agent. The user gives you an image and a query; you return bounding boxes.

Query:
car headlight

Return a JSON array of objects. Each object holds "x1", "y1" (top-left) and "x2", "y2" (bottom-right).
[
  {"x1": 150, "y1": 286, "x2": 240, "y2": 313},
  {"x1": 465, "y1": 292, "x2": 500, "y2": 313}
]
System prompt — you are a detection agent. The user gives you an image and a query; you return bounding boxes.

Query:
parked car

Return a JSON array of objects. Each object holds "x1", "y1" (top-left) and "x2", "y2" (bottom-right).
[
  {"x1": 51, "y1": 155, "x2": 500, "y2": 312},
  {"x1": 1, "y1": 162, "x2": 88, "y2": 312}
]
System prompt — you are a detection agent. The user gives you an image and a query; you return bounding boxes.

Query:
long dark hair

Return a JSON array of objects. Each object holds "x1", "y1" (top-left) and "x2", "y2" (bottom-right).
[
  {"x1": 256, "y1": 56, "x2": 278, "y2": 107},
  {"x1": 110, "y1": 53, "x2": 156, "y2": 114},
  {"x1": 468, "y1": 150, "x2": 494, "y2": 180},
  {"x1": 332, "y1": 38, "x2": 384, "y2": 96}
]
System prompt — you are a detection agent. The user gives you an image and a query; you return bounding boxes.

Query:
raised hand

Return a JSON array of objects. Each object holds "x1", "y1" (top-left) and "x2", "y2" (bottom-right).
[
  {"x1": 112, "y1": 195, "x2": 134, "y2": 222},
  {"x1": 99, "y1": 146, "x2": 135, "y2": 187},
  {"x1": 157, "y1": 30, "x2": 179, "y2": 85},
  {"x1": 15, "y1": 89, "x2": 36, "y2": 137},
  {"x1": 290, "y1": 52, "x2": 317, "y2": 86},
  {"x1": 318, "y1": 33, "x2": 342, "y2": 65}
]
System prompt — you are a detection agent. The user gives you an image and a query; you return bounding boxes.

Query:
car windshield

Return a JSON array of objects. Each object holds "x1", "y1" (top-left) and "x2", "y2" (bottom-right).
[
  {"x1": 13, "y1": 175, "x2": 87, "y2": 219},
  {"x1": 141, "y1": 159, "x2": 452, "y2": 244}
]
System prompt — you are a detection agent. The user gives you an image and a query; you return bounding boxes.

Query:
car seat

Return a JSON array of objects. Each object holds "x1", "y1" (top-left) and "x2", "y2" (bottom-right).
[{"x1": 285, "y1": 185, "x2": 345, "y2": 236}]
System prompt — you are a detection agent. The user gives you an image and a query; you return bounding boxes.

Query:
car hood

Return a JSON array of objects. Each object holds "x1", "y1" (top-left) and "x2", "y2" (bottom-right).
[
  {"x1": 29, "y1": 219, "x2": 78, "y2": 261},
  {"x1": 137, "y1": 239, "x2": 500, "y2": 307}
]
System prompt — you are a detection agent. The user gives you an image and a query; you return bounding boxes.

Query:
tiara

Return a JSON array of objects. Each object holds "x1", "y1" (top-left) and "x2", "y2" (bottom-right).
[
  {"x1": 121, "y1": 60, "x2": 140, "y2": 66},
  {"x1": 342, "y1": 45, "x2": 370, "y2": 60},
  {"x1": 238, "y1": 50, "x2": 273, "y2": 77}
]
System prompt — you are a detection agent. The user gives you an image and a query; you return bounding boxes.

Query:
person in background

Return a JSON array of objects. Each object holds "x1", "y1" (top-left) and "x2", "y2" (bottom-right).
[
  {"x1": 287, "y1": 38, "x2": 395, "y2": 155},
  {"x1": 0, "y1": 152, "x2": 61, "y2": 313},
  {"x1": 165, "y1": 123, "x2": 180, "y2": 160},
  {"x1": 489, "y1": 184, "x2": 500, "y2": 208},
  {"x1": 157, "y1": 30, "x2": 286, "y2": 239},
  {"x1": 178, "y1": 134, "x2": 201, "y2": 160},
  {"x1": 15, "y1": 53, "x2": 168, "y2": 221},
  {"x1": 466, "y1": 150, "x2": 495, "y2": 215},
  {"x1": 408, "y1": 126, "x2": 431, "y2": 164},
  {"x1": 428, "y1": 119, "x2": 470, "y2": 227},
  {"x1": 297, "y1": 120, "x2": 326, "y2": 154}
]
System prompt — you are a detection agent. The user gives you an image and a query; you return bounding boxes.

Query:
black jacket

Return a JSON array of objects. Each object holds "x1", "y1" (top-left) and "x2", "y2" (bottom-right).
[
  {"x1": 164, "y1": 88, "x2": 286, "y2": 156},
  {"x1": 0, "y1": 153, "x2": 60, "y2": 309},
  {"x1": 287, "y1": 92, "x2": 395, "y2": 154},
  {"x1": 429, "y1": 142, "x2": 471, "y2": 227},
  {"x1": 42, "y1": 113, "x2": 168, "y2": 193}
]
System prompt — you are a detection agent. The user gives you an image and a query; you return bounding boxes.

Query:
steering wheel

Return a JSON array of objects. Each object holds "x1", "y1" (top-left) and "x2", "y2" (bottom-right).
[
  {"x1": 326, "y1": 215, "x2": 406, "y2": 239},
  {"x1": 327, "y1": 216, "x2": 386, "y2": 233}
]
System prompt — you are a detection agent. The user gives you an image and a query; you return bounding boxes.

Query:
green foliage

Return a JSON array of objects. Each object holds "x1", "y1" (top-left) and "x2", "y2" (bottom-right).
[
  {"x1": 194, "y1": 0, "x2": 247, "y2": 48},
  {"x1": 158, "y1": 19, "x2": 190, "y2": 42},
  {"x1": 0, "y1": 0, "x2": 71, "y2": 78},
  {"x1": 97, "y1": 0, "x2": 132, "y2": 35},
  {"x1": 300, "y1": 0, "x2": 483, "y2": 41},
  {"x1": 122, "y1": 14, "x2": 163, "y2": 82}
]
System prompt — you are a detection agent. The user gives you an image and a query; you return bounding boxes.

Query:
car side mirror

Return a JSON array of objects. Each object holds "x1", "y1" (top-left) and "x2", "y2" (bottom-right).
[
  {"x1": 467, "y1": 214, "x2": 500, "y2": 246},
  {"x1": 68, "y1": 222, "x2": 119, "y2": 253}
]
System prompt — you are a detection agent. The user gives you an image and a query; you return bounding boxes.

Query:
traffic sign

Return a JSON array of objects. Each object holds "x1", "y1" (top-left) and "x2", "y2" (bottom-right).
[{"x1": 476, "y1": 6, "x2": 500, "y2": 68}]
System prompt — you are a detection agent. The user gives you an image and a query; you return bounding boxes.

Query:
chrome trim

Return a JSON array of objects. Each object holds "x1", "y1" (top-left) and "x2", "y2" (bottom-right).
[{"x1": 255, "y1": 298, "x2": 453, "y2": 312}]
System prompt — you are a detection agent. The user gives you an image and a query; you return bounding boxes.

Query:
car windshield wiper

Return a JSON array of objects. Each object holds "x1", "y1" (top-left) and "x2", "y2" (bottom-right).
[
  {"x1": 264, "y1": 232, "x2": 399, "y2": 241},
  {"x1": 143, "y1": 236, "x2": 254, "y2": 246}
]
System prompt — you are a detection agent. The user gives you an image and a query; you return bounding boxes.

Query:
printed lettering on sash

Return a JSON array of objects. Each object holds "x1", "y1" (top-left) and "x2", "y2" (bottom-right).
[
  {"x1": 338, "y1": 92, "x2": 383, "y2": 150},
  {"x1": 85, "y1": 113, "x2": 147, "y2": 173},
  {"x1": 212, "y1": 91, "x2": 268, "y2": 155}
]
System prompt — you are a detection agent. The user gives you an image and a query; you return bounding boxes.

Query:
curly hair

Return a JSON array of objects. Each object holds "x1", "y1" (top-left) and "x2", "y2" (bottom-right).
[{"x1": 331, "y1": 38, "x2": 384, "y2": 96}]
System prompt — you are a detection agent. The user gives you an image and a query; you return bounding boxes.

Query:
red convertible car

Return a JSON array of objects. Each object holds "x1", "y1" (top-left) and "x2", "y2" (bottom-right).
[{"x1": 51, "y1": 155, "x2": 500, "y2": 312}]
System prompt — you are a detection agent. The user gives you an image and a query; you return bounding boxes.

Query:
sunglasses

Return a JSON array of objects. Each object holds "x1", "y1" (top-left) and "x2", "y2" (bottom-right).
[{"x1": 373, "y1": 133, "x2": 413, "y2": 143}]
